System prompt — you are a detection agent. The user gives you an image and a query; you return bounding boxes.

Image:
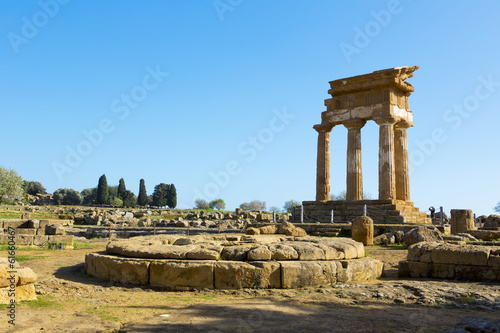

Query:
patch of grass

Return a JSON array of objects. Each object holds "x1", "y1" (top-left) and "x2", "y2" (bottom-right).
[
  {"x1": 21, "y1": 295, "x2": 62, "y2": 309},
  {"x1": 85, "y1": 307, "x2": 120, "y2": 322},
  {"x1": 73, "y1": 241, "x2": 103, "y2": 250},
  {"x1": 387, "y1": 243, "x2": 407, "y2": 249},
  {"x1": 15, "y1": 254, "x2": 50, "y2": 262},
  {"x1": 0, "y1": 244, "x2": 47, "y2": 251}
]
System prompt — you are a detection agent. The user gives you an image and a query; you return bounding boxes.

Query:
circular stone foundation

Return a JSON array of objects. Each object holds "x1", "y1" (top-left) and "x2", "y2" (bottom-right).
[{"x1": 85, "y1": 234, "x2": 383, "y2": 289}]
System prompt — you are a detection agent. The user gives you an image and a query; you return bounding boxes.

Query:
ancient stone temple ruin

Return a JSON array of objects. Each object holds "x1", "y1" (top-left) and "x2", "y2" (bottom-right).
[{"x1": 303, "y1": 66, "x2": 431, "y2": 223}]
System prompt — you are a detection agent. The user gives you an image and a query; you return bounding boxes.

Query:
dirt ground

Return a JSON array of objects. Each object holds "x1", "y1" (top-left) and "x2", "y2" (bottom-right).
[{"x1": 1, "y1": 241, "x2": 500, "y2": 333}]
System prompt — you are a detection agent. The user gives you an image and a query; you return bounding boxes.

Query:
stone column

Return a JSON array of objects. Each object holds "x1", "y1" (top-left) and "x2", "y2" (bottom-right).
[
  {"x1": 314, "y1": 124, "x2": 334, "y2": 201},
  {"x1": 450, "y1": 209, "x2": 475, "y2": 234},
  {"x1": 375, "y1": 117, "x2": 397, "y2": 200},
  {"x1": 394, "y1": 120, "x2": 412, "y2": 202},
  {"x1": 343, "y1": 119, "x2": 366, "y2": 201}
]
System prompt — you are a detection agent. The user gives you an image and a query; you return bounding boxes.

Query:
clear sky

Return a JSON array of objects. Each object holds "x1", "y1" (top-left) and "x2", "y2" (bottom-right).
[{"x1": 1, "y1": 0, "x2": 499, "y2": 215}]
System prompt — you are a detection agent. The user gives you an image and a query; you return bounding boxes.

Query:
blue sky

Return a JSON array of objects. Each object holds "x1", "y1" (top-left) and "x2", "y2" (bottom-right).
[{"x1": 1, "y1": 0, "x2": 499, "y2": 215}]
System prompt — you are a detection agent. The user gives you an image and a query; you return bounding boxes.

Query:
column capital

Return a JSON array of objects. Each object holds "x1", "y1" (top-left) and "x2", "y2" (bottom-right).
[
  {"x1": 313, "y1": 123, "x2": 334, "y2": 133},
  {"x1": 343, "y1": 118, "x2": 366, "y2": 130},
  {"x1": 374, "y1": 116, "x2": 398, "y2": 126},
  {"x1": 394, "y1": 119, "x2": 414, "y2": 130}
]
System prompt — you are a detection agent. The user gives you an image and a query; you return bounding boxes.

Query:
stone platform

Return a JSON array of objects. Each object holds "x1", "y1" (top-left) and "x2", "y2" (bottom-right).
[
  {"x1": 399, "y1": 241, "x2": 500, "y2": 282},
  {"x1": 302, "y1": 200, "x2": 431, "y2": 224},
  {"x1": 85, "y1": 234, "x2": 383, "y2": 289}
]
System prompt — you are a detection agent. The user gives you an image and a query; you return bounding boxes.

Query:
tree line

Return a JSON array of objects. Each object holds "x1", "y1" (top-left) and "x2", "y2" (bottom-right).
[{"x1": 0, "y1": 166, "x2": 176, "y2": 208}]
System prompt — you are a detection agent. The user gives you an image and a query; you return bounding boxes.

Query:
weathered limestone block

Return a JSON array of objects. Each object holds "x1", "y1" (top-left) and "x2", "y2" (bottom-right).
[
  {"x1": 186, "y1": 248, "x2": 220, "y2": 260},
  {"x1": 431, "y1": 245, "x2": 490, "y2": 266},
  {"x1": 45, "y1": 224, "x2": 65, "y2": 235},
  {"x1": 465, "y1": 230, "x2": 500, "y2": 241},
  {"x1": 406, "y1": 242, "x2": 441, "y2": 262},
  {"x1": 319, "y1": 238, "x2": 364, "y2": 259},
  {"x1": 280, "y1": 261, "x2": 340, "y2": 288},
  {"x1": 278, "y1": 221, "x2": 295, "y2": 235},
  {"x1": 107, "y1": 258, "x2": 149, "y2": 285},
  {"x1": 245, "y1": 227, "x2": 260, "y2": 235},
  {"x1": 220, "y1": 245, "x2": 256, "y2": 261},
  {"x1": 432, "y1": 263, "x2": 455, "y2": 279},
  {"x1": 0, "y1": 264, "x2": 19, "y2": 288},
  {"x1": 16, "y1": 229, "x2": 37, "y2": 235},
  {"x1": 150, "y1": 261, "x2": 214, "y2": 288},
  {"x1": 340, "y1": 259, "x2": 383, "y2": 282},
  {"x1": 85, "y1": 253, "x2": 111, "y2": 280},
  {"x1": 48, "y1": 235, "x2": 74, "y2": 246},
  {"x1": 247, "y1": 246, "x2": 272, "y2": 261},
  {"x1": 398, "y1": 260, "x2": 432, "y2": 278},
  {"x1": 0, "y1": 284, "x2": 36, "y2": 304},
  {"x1": 352, "y1": 216, "x2": 373, "y2": 245},
  {"x1": 33, "y1": 235, "x2": 49, "y2": 246},
  {"x1": 214, "y1": 261, "x2": 280, "y2": 289},
  {"x1": 259, "y1": 225, "x2": 277, "y2": 235},
  {"x1": 483, "y1": 214, "x2": 500, "y2": 229},
  {"x1": 107, "y1": 242, "x2": 198, "y2": 259},
  {"x1": 2, "y1": 220, "x2": 29, "y2": 228},
  {"x1": 403, "y1": 227, "x2": 443, "y2": 246},
  {"x1": 312, "y1": 243, "x2": 343, "y2": 260},
  {"x1": 173, "y1": 237, "x2": 196, "y2": 246},
  {"x1": 283, "y1": 242, "x2": 325, "y2": 260},
  {"x1": 268, "y1": 244, "x2": 299, "y2": 260},
  {"x1": 455, "y1": 265, "x2": 500, "y2": 282},
  {"x1": 286, "y1": 227, "x2": 307, "y2": 237},
  {"x1": 488, "y1": 255, "x2": 500, "y2": 267},
  {"x1": 28, "y1": 220, "x2": 40, "y2": 229},
  {"x1": 17, "y1": 267, "x2": 37, "y2": 286},
  {"x1": 450, "y1": 209, "x2": 475, "y2": 234}
]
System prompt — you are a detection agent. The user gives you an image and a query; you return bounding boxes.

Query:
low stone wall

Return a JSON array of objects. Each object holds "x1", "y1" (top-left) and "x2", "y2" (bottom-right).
[
  {"x1": 0, "y1": 219, "x2": 74, "y2": 247},
  {"x1": 85, "y1": 234, "x2": 383, "y2": 289},
  {"x1": 86, "y1": 253, "x2": 383, "y2": 289},
  {"x1": 0, "y1": 259, "x2": 37, "y2": 304},
  {"x1": 398, "y1": 242, "x2": 500, "y2": 282}
]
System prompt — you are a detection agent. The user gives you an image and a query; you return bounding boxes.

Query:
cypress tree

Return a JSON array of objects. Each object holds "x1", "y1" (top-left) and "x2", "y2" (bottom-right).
[
  {"x1": 96, "y1": 174, "x2": 108, "y2": 205},
  {"x1": 137, "y1": 179, "x2": 148, "y2": 206},
  {"x1": 167, "y1": 184, "x2": 177, "y2": 209},
  {"x1": 152, "y1": 183, "x2": 168, "y2": 207},
  {"x1": 117, "y1": 178, "x2": 126, "y2": 200}
]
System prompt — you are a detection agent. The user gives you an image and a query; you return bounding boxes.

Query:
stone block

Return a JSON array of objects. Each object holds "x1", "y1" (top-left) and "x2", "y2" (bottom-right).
[
  {"x1": 0, "y1": 284, "x2": 36, "y2": 304},
  {"x1": 33, "y1": 236, "x2": 49, "y2": 247},
  {"x1": 48, "y1": 235, "x2": 74, "y2": 246},
  {"x1": 431, "y1": 245, "x2": 490, "y2": 266},
  {"x1": 432, "y1": 264, "x2": 455, "y2": 279},
  {"x1": 268, "y1": 244, "x2": 299, "y2": 260},
  {"x1": 450, "y1": 209, "x2": 475, "y2": 234},
  {"x1": 259, "y1": 225, "x2": 277, "y2": 235},
  {"x1": 0, "y1": 264, "x2": 19, "y2": 288},
  {"x1": 150, "y1": 261, "x2": 214, "y2": 288},
  {"x1": 284, "y1": 242, "x2": 325, "y2": 260},
  {"x1": 17, "y1": 267, "x2": 37, "y2": 286},
  {"x1": 352, "y1": 216, "x2": 374, "y2": 246},
  {"x1": 398, "y1": 261, "x2": 432, "y2": 278},
  {"x1": 107, "y1": 258, "x2": 150, "y2": 285},
  {"x1": 27, "y1": 220, "x2": 39, "y2": 229},
  {"x1": 85, "y1": 253, "x2": 110, "y2": 280},
  {"x1": 245, "y1": 227, "x2": 260, "y2": 235},
  {"x1": 247, "y1": 246, "x2": 272, "y2": 261},
  {"x1": 16, "y1": 228, "x2": 37, "y2": 235},
  {"x1": 45, "y1": 224, "x2": 65, "y2": 235},
  {"x1": 214, "y1": 261, "x2": 280, "y2": 289},
  {"x1": 280, "y1": 261, "x2": 338, "y2": 288},
  {"x1": 340, "y1": 259, "x2": 383, "y2": 282},
  {"x1": 455, "y1": 265, "x2": 500, "y2": 282},
  {"x1": 36, "y1": 228, "x2": 46, "y2": 235},
  {"x1": 2, "y1": 220, "x2": 29, "y2": 229},
  {"x1": 186, "y1": 248, "x2": 220, "y2": 260},
  {"x1": 488, "y1": 256, "x2": 500, "y2": 267},
  {"x1": 220, "y1": 245, "x2": 256, "y2": 261}
]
